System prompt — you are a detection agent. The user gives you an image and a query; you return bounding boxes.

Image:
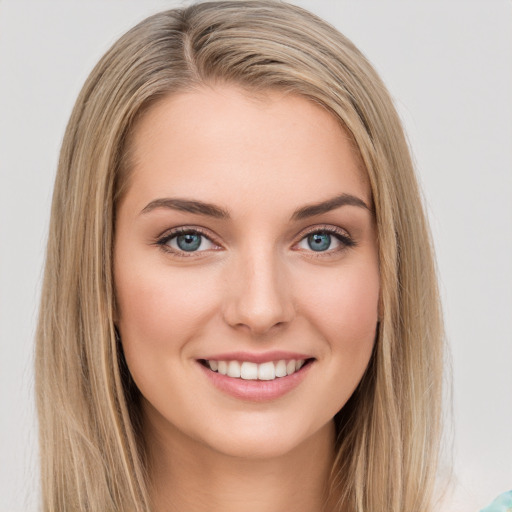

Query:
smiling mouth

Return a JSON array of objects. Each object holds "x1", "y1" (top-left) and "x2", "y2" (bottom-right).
[{"x1": 198, "y1": 358, "x2": 315, "y2": 381}]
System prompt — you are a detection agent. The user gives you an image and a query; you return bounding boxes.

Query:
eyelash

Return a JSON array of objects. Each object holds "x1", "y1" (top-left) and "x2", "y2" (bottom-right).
[
  {"x1": 155, "y1": 225, "x2": 356, "y2": 258},
  {"x1": 155, "y1": 227, "x2": 219, "y2": 258},
  {"x1": 298, "y1": 225, "x2": 356, "y2": 258}
]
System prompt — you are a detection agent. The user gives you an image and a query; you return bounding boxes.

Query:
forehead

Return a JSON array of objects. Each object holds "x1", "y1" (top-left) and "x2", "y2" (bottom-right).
[{"x1": 123, "y1": 85, "x2": 370, "y2": 214}]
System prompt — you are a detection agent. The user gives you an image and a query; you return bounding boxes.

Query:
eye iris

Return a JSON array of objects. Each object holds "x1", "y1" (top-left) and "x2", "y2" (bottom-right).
[
  {"x1": 308, "y1": 233, "x2": 331, "y2": 251},
  {"x1": 176, "y1": 233, "x2": 202, "y2": 251}
]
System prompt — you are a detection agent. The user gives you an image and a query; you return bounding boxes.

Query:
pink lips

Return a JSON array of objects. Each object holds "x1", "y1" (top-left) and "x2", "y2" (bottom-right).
[
  {"x1": 197, "y1": 351, "x2": 314, "y2": 402},
  {"x1": 199, "y1": 351, "x2": 313, "y2": 364}
]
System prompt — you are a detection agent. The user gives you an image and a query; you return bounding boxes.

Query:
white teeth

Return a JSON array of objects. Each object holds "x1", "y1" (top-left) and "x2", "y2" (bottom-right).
[
  {"x1": 218, "y1": 360, "x2": 228, "y2": 375},
  {"x1": 227, "y1": 360, "x2": 241, "y2": 378},
  {"x1": 258, "y1": 361, "x2": 275, "y2": 380},
  {"x1": 275, "y1": 360, "x2": 287, "y2": 378},
  {"x1": 205, "y1": 358, "x2": 310, "y2": 380},
  {"x1": 286, "y1": 359, "x2": 296, "y2": 375},
  {"x1": 241, "y1": 362, "x2": 258, "y2": 380}
]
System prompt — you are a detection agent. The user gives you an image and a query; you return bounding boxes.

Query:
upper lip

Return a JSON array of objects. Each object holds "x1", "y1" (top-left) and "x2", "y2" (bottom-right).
[{"x1": 197, "y1": 351, "x2": 314, "y2": 364}]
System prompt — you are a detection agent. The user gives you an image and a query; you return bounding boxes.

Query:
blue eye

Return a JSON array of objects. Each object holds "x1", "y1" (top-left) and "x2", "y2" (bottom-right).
[
  {"x1": 306, "y1": 232, "x2": 331, "y2": 251},
  {"x1": 175, "y1": 233, "x2": 202, "y2": 251},
  {"x1": 157, "y1": 226, "x2": 354, "y2": 257},
  {"x1": 160, "y1": 230, "x2": 216, "y2": 253},
  {"x1": 296, "y1": 228, "x2": 354, "y2": 254}
]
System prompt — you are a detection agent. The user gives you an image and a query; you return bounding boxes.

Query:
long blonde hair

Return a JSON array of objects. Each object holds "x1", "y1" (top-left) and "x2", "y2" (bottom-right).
[{"x1": 35, "y1": 1, "x2": 445, "y2": 510}]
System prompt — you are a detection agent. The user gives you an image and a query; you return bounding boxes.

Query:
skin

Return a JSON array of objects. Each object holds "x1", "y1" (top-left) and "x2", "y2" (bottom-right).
[{"x1": 114, "y1": 85, "x2": 380, "y2": 512}]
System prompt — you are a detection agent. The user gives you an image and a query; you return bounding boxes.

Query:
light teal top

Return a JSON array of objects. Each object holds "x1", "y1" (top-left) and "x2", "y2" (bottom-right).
[{"x1": 480, "y1": 491, "x2": 512, "y2": 512}]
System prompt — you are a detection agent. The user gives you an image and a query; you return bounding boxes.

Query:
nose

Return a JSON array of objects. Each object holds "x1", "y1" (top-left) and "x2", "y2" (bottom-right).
[{"x1": 222, "y1": 249, "x2": 295, "y2": 336}]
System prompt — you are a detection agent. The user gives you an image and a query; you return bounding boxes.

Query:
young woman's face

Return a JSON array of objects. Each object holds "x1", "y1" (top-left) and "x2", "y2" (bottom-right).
[{"x1": 114, "y1": 85, "x2": 380, "y2": 459}]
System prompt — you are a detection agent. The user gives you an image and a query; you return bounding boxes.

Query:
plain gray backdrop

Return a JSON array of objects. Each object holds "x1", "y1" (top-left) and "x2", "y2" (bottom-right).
[{"x1": 0, "y1": 1, "x2": 511, "y2": 511}]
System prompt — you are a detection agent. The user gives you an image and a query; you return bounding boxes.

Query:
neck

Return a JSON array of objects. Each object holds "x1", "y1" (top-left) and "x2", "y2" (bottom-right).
[{"x1": 145, "y1": 413, "x2": 337, "y2": 512}]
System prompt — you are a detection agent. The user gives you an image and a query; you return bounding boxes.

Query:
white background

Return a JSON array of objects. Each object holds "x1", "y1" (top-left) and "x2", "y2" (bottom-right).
[{"x1": 0, "y1": 1, "x2": 510, "y2": 511}]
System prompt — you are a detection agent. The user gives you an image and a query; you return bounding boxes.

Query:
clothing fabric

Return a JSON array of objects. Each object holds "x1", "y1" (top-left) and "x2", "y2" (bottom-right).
[{"x1": 480, "y1": 491, "x2": 512, "y2": 512}]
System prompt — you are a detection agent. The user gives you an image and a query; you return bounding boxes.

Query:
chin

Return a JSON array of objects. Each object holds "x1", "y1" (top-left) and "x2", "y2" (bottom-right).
[
  {"x1": 195, "y1": 416, "x2": 334, "y2": 461},
  {"x1": 210, "y1": 435, "x2": 299, "y2": 460}
]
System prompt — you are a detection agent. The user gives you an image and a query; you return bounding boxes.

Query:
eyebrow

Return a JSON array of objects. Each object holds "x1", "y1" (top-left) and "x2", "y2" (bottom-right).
[
  {"x1": 141, "y1": 198, "x2": 230, "y2": 218},
  {"x1": 140, "y1": 193, "x2": 371, "y2": 220},
  {"x1": 290, "y1": 193, "x2": 371, "y2": 220}
]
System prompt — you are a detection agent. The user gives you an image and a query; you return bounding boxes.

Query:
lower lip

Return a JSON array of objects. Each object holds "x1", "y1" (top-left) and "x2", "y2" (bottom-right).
[{"x1": 197, "y1": 361, "x2": 314, "y2": 402}]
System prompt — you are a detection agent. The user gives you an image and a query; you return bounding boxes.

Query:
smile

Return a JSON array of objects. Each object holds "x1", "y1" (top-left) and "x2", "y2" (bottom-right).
[
  {"x1": 200, "y1": 358, "x2": 310, "y2": 381},
  {"x1": 197, "y1": 355, "x2": 315, "y2": 401}
]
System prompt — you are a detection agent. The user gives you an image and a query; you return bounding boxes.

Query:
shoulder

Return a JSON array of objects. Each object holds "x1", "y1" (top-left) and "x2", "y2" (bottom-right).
[{"x1": 480, "y1": 491, "x2": 512, "y2": 512}]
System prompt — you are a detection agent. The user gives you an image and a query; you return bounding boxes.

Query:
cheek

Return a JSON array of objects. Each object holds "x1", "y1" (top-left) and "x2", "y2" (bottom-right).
[
  {"x1": 298, "y1": 262, "x2": 379, "y2": 412},
  {"x1": 115, "y1": 262, "x2": 220, "y2": 354},
  {"x1": 115, "y1": 261, "x2": 224, "y2": 410},
  {"x1": 297, "y1": 261, "x2": 380, "y2": 351}
]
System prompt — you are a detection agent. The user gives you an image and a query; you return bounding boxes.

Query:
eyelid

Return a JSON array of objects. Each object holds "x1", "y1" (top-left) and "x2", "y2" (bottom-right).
[
  {"x1": 155, "y1": 226, "x2": 223, "y2": 257},
  {"x1": 296, "y1": 223, "x2": 352, "y2": 240},
  {"x1": 292, "y1": 224, "x2": 356, "y2": 256},
  {"x1": 154, "y1": 223, "x2": 355, "y2": 258},
  {"x1": 156, "y1": 225, "x2": 217, "y2": 242}
]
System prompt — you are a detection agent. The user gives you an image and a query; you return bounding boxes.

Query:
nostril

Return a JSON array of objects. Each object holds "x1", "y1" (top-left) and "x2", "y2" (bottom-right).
[{"x1": 221, "y1": 274, "x2": 295, "y2": 334}]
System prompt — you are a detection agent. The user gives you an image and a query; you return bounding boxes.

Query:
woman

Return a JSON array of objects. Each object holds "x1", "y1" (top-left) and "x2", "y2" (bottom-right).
[{"x1": 35, "y1": 1, "x2": 445, "y2": 511}]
